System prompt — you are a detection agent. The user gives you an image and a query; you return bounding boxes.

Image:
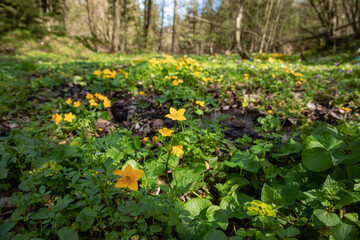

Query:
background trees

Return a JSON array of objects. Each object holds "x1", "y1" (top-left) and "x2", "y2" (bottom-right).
[{"x1": 1, "y1": 0, "x2": 359, "y2": 54}]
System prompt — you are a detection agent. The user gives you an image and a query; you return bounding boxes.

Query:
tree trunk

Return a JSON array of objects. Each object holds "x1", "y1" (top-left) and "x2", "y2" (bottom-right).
[
  {"x1": 171, "y1": 0, "x2": 177, "y2": 54},
  {"x1": 158, "y1": 0, "x2": 165, "y2": 52},
  {"x1": 111, "y1": 0, "x2": 121, "y2": 52},
  {"x1": 259, "y1": 0, "x2": 274, "y2": 54},
  {"x1": 236, "y1": 0, "x2": 249, "y2": 59},
  {"x1": 121, "y1": 0, "x2": 128, "y2": 52},
  {"x1": 85, "y1": 0, "x2": 98, "y2": 51},
  {"x1": 144, "y1": 0, "x2": 153, "y2": 47},
  {"x1": 60, "y1": 0, "x2": 67, "y2": 34}
]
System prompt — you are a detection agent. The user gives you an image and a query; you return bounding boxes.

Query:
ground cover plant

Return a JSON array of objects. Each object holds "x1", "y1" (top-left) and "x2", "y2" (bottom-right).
[{"x1": 0, "y1": 50, "x2": 360, "y2": 240}]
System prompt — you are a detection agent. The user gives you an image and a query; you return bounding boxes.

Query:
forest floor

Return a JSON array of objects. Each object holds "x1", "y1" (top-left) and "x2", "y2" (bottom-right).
[{"x1": 1, "y1": 36, "x2": 360, "y2": 239}]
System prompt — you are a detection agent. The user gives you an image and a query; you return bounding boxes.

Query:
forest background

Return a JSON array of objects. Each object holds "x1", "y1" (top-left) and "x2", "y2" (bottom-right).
[{"x1": 1, "y1": 0, "x2": 360, "y2": 56}]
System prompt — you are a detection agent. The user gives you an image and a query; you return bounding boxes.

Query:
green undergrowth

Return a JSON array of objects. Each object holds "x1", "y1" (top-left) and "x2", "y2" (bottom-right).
[{"x1": 0, "y1": 50, "x2": 360, "y2": 240}]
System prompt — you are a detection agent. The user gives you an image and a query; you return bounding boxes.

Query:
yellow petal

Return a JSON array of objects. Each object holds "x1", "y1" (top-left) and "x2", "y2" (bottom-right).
[
  {"x1": 113, "y1": 169, "x2": 123, "y2": 176},
  {"x1": 124, "y1": 164, "x2": 133, "y2": 172},
  {"x1": 178, "y1": 109, "x2": 185, "y2": 116},
  {"x1": 165, "y1": 114, "x2": 174, "y2": 120},
  {"x1": 127, "y1": 181, "x2": 138, "y2": 191},
  {"x1": 115, "y1": 180, "x2": 127, "y2": 188},
  {"x1": 169, "y1": 107, "x2": 177, "y2": 115},
  {"x1": 178, "y1": 115, "x2": 186, "y2": 121},
  {"x1": 133, "y1": 169, "x2": 144, "y2": 181}
]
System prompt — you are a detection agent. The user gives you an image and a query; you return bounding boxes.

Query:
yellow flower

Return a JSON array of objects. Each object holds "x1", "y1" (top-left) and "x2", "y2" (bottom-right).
[
  {"x1": 178, "y1": 79, "x2": 184, "y2": 83},
  {"x1": 143, "y1": 137, "x2": 149, "y2": 142},
  {"x1": 51, "y1": 113, "x2": 62, "y2": 125},
  {"x1": 195, "y1": 101, "x2": 205, "y2": 107},
  {"x1": 267, "y1": 110, "x2": 273, "y2": 114},
  {"x1": 342, "y1": 107, "x2": 351, "y2": 112},
  {"x1": 86, "y1": 93, "x2": 94, "y2": 99},
  {"x1": 166, "y1": 107, "x2": 186, "y2": 121},
  {"x1": 113, "y1": 164, "x2": 144, "y2": 191},
  {"x1": 103, "y1": 68, "x2": 112, "y2": 75},
  {"x1": 159, "y1": 127, "x2": 174, "y2": 137},
  {"x1": 272, "y1": 74, "x2": 276, "y2": 79},
  {"x1": 193, "y1": 72, "x2": 200, "y2": 77},
  {"x1": 89, "y1": 99, "x2": 98, "y2": 106},
  {"x1": 172, "y1": 145, "x2": 184, "y2": 157},
  {"x1": 153, "y1": 136, "x2": 160, "y2": 142},
  {"x1": 202, "y1": 77, "x2": 211, "y2": 82},
  {"x1": 73, "y1": 101, "x2": 81, "y2": 108},
  {"x1": 172, "y1": 76, "x2": 178, "y2": 80},
  {"x1": 66, "y1": 98, "x2": 72, "y2": 104},
  {"x1": 244, "y1": 73, "x2": 249, "y2": 77},
  {"x1": 93, "y1": 70, "x2": 102, "y2": 77},
  {"x1": 295, "y1": 81, "x2": 302, "y2": 86},
  {"x1": 139, "y1": 91, "x2": 145, "y2": 96},
  {"x1": 64, "y1": 112, "x2": 76, "y2": 123},
  {"x1": 95, "y1": 93, "x2": 106, "y2": 101},
  {"x1": 172, "y1": 80, "x2": 179, "y2": 86},
  {"x1": 103, "y1": 98, "x2": 111, "y2": 108}
]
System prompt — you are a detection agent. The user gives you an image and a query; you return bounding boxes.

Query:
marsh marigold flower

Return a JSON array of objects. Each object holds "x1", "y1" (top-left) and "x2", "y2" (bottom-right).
[
  {"x1": 342, "y1": 106, "x2": 351, "y2": 112},
  {"x1": 166, "y1": 107, "x2": 186, "y2": 121},
  {"x1": 89, "y1": 99, "x2": 98, "y2": 106},
  {"x1": 51, "y1": 113, "x2": 62, "y2": 125},
  {"x1": 153, "y1": 136, "x2": 160, "y2": 142},
  {"x1": 103, "y1": 98, "x2": 111, "y2": 108},
  {"x1": 143, "y1": 137, "x2": 149, "y2": 142},
  {"x1": 64, "y1": 112, "x2": 76, "y2": 123},
  {"x1": 159, "y1": 127, "x2": 174, "y2": 137},
  {"x1": 113, "y1": 164, "x2": 144, "y2": 191},
  {"x1": 66, "y1": 98, "x2": 72, "y2": 104},
  {"x1": 86, "y1": 93, "x2": 94, "y2": 99},
  {"x1": 139, "y1": 91, "x2": 145, "y2": 96},
  {"x1": 195, "y1": 101, "x2": 205, "y2": 107},
  {"x1": 73, "y1": 101, "x2": 81, "y2": 108},
  {"x1": 172, "y1": 145, "x2": 184, "y2": 157},
  {"x1": 93, "y1": 70, "x2": 102, "y2": 77},
  {"x1": 172, "y1": 80, "x2": 179, "y2": 86}
]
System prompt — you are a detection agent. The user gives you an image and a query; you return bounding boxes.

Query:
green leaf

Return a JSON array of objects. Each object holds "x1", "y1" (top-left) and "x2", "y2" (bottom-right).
[
  {"x1": 76, "y1": 207, "x2": 97, "y2": 231},
  {"x1": 280, "y1": 183, "x2": 300, "y2": 205},
  {"x1": 149, "y1": 225, "x2": 163, "y2": 235},
  {"x1": 302, "y1": 144, "x2": 333, "y2": 172},
  {"x1": 285, "y1": 227, "x2": 300, "y2": 237},
  {"x1": 313, "y1": 209, "x2": 341, "y2": 227},
  {"x1": 226, "y1": 151, "x2": 260, "y2": 173},
  {"x1": 272, "y1": 139, "x2": 303, "y2": 158},
  {"x1": 57, "y1": 226, "x2": 79, "y2": 240},
  {"x1": 106, "y1": 147, "x2": 124, "y2": 165},
  {"x1": 203, "y1": 229, "x2": 228, "y2": 240},
  {"x1": 329, "y1": 222, "x2": 355, "y2": 240},
  {"x1": 261, "y1": 183, "x2": 283, "y2": 206},
  {"x1": 206, "y1": 206, "x2": 228, "y2": 230},
  {"x1": 184, "y1": 198, "x2": 212, "y2": 217}
]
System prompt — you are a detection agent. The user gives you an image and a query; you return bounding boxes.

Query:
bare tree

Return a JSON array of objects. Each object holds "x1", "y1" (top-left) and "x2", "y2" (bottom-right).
[
  {"x1": 144, "y1": 0, "x2": 153, "y2": 46},
  {"x1": 158, "y1": 0, "x2": 165, "y2": 52},
  {"x1": 259, "y1": 0, "x2": 274, "y2": 53},
  {"x1": 236, "y1": 0, "x2": 249, "y2": 58},
  {"x1": 171, "y1": 0, "x2": 177, "y2": 54},
  {"x1": 111, "y1": 0, "x2": 121, "y2": 52}
]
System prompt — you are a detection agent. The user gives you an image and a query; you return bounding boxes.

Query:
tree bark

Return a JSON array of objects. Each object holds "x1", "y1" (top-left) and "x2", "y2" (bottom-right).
[
  {"x1": 236, "y1": 0, "x2": 249, "y2": 59},
  {"x1": 60, "y1": 0, "x2": 67, "y2": 34},
  {"x1": 158, "y1": 0, "x2": 165, "y2": 52},
  {"x1": 121, "y1": 0, "x2": 128, "y2": 52},
  {"x1": 85, "y1": 0, "x2": 98, "y2": 51},
  {"x1": 111, "y1": 0, "x2": 121, "y2": 52},
  {"x1": 171, "y1": 0, "x2": 177, "y2": 54},
  {"x1": 144, "y1": 0, "x2": 153, "y2": 46},
  {"x1": 259, "y1": 0, "x2": 274, "y2": 54}
]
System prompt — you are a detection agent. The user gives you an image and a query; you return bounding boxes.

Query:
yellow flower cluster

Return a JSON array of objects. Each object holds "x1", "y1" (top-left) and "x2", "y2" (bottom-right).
[
  {"x1": 66, "y1": 98, "x2": 81, "y2": 108},
  {"x1": 51, "y1": 112, "x2": 76, "y2": 125},
  {"x1": 167, "y1": 75, "x2": 184, "y2": 86},
  {"x1": 247, "y1": 200, "x2": 276, "y2": 218},
  {"x1": 148, "y1": 55, "x2": 201, "y2": 71},
  {"x1": 86, "y1": 93, "x2": 111, "y2": 108},
  {"x1": 130, "y1": 59, "x2": 144, "y2": 66},
  {"x1": 244, "y1": 73, "x2": 249, "y2": 80},
  {"x1": 118, "y1": 68, "x2": 129, "y2": 79},
  {"x1": 93, "y1": 68, "x2": 117, "y2": 79}
]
